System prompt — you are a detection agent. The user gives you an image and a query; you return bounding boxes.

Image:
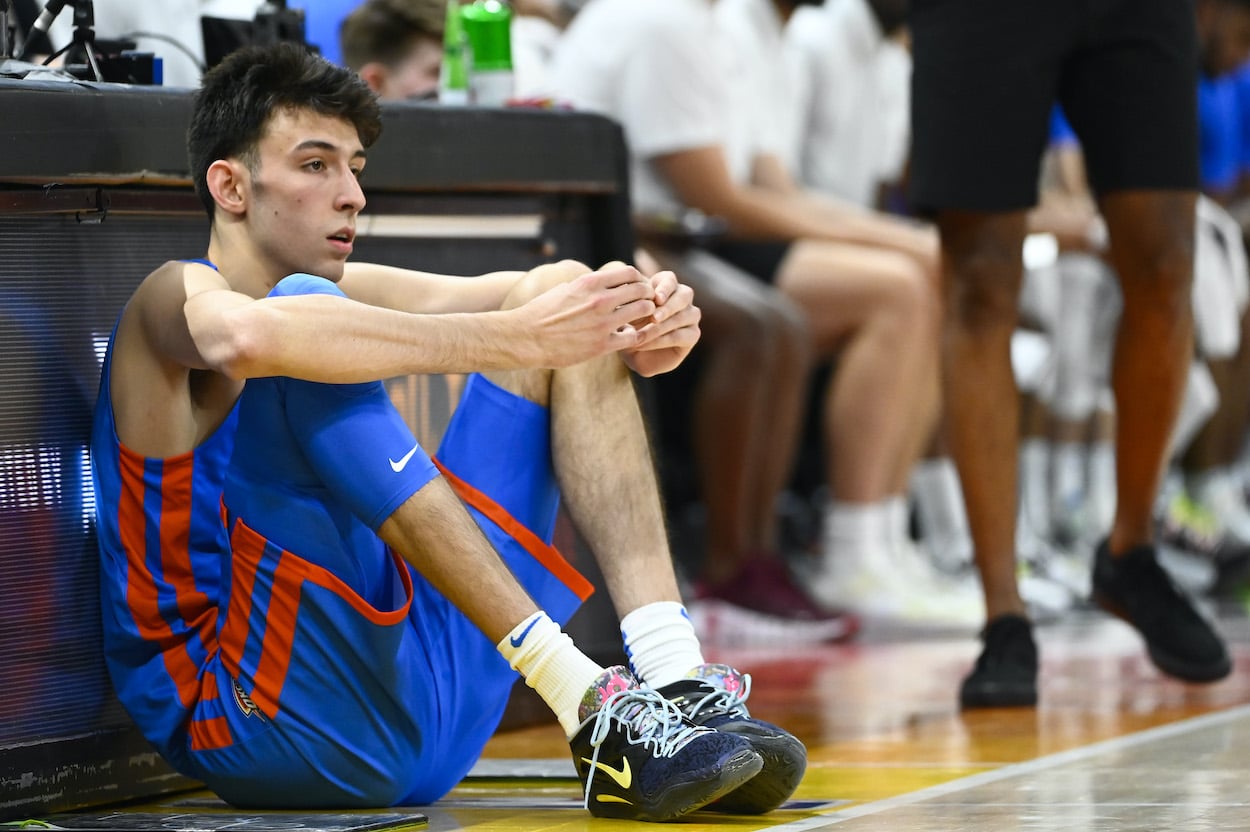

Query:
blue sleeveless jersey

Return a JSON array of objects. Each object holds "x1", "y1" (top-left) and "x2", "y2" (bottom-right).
[
  {"x1": 91, "y1": 323, "x2": 239, "y2": 759},
  {"x1": 90, "y1": 269, "x2": 592, "y2": 804}
]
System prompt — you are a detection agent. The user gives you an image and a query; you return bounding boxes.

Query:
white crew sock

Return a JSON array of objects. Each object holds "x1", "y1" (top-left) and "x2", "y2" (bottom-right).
[
  {"x1": 1051, "y1": 440, "x2": 1088, "y2": 533},
  {"x1": 497, "y1": 612, "x2": 604, "y2": 737},
  {"x1": 620, "y1": 601, "x2": 705, "y2": 689},
  {"x1": 824, "y1": 498, "x2": 893, "y2": 562},
  {"x1": 1085, "y1": 440, "x2": 1117, "y2": 540},
  {"x1": 1019, "y1": 438, "x2": 1053, "y2": 540},
  {"x1": 910, "y1": 458, "x2": 973, "y2": 571}
]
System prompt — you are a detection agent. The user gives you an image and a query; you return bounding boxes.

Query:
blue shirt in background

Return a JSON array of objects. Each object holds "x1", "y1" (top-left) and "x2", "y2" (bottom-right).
[
  {"x1": 295, "y1": 0, "x2": 364, "y2": 65},
  {"x1": 1198, "y1": 72, "x2": 1242, "y2": 195}
]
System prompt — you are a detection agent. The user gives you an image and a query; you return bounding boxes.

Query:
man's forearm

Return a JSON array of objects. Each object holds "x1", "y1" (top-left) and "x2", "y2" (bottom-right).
[{"x1": 215, "y1": 293, "x2": 539, "y2": 382}]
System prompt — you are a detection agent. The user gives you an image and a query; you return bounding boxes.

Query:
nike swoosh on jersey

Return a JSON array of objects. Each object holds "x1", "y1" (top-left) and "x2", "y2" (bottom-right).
[
  {"x1": 582, "y1": 756, "x2": 632, "y2": 790},
  {"x1": 389, "y1": 443, "x2": 420, "y2": 473},
  {"x1": 509, "y1": 616, "x2": 541, "y2": 648}
]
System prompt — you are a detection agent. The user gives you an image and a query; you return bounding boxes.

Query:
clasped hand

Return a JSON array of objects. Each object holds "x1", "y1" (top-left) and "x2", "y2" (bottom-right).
[{"x1": 523, "y1": 261, "x2": 700, "y2": 375}]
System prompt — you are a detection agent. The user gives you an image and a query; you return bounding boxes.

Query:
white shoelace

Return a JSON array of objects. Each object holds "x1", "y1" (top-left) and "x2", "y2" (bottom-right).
[
  {"x1": 681, "y1": 674, "x2": 752, "y2": 721},
  {"x1": 582, "y1": 688, "x2": 706, "y2": 808}
]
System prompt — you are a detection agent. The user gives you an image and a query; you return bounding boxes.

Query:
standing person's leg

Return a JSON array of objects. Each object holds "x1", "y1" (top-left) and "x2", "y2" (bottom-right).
[
  {"x1": 1060, "y1": 0, "x2": 1229, "y2": 682},
  {"x1": 939, "y1": 211, "x2": 1030, "y2": 623},
  {"x1": 1101, "y1": 192, "x2": 1196, "y2": 551},
  {"x1": 1089, "y1": 191, "x2": 1230, "y2": 681},
  {"x1": 938, "y1": 211, "x2": 1039, "y2": 707},
  {"x1": 909, "y1": 0, "x2": 1077, "y2": 707}
]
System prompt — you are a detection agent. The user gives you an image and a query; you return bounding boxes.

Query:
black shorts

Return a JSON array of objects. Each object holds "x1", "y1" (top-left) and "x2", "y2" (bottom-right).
[
  {"x1": 909, "y1": 0, "x2": 1199, "y2": 214},
  {"x1": 704, "y1": 239, "x2": 792, "y2": 284}
]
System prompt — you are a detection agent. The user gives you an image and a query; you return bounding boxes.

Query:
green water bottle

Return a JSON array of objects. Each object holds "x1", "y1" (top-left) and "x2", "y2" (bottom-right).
[
  {"x1": 460, "y1": 0, "x2": 514, "y2": 107},
  {"x1": 440, "y1": 0, "x2": 470, "y2": 105}
]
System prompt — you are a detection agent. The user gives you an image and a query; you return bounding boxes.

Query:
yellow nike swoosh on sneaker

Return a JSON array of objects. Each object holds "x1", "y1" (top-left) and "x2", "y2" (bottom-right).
[{"x1": 582, "y1": 757, "x2": 632, "y2": 789}]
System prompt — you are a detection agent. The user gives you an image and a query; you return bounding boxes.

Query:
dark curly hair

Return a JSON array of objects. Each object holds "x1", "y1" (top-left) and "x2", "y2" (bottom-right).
[{"x1": 188, "y1": 42, "x2": 383, "y2": 220}]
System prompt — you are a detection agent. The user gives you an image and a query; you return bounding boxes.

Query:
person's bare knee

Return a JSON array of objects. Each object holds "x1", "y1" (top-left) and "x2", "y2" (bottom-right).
[
  {"x1": 500, "y1": 259, "x2": 592, "y2": 310},
  {"x1": 940, "y1": 212, "x2": 1027, "y2": 338},
  {"x1": 1103, "y1": 191, "x2": 1195, "y2": 317}
]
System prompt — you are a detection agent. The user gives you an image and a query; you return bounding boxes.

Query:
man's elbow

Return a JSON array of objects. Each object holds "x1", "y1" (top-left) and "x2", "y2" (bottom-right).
[{"x1": 204, "y1": 316, "x2": 271, "y2": 381}]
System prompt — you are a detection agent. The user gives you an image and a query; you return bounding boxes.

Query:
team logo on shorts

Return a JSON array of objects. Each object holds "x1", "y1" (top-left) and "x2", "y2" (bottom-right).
[{"x1": 231, "y1": 678, "x2": 265, "y2": 720}]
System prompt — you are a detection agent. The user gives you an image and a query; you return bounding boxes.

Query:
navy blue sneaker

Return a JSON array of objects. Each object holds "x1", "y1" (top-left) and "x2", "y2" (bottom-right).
[
  {"x1": 570, "y1": 666, "x2": 763, "y2": 821},
  {"x1": 655, "y1": 664, "x2": 806, "y2": 814}
]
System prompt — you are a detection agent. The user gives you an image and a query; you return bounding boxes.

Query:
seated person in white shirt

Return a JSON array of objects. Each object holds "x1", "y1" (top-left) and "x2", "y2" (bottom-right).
[
  {"x1": 554, "y1": 0, "x2": 984, "y2": 629},
  {"x1": 787, "y1": 0, "x2": 911, "y2": 210},
  {"x1": 508, "y1": 0, "x2": 850, "y2": 640}
]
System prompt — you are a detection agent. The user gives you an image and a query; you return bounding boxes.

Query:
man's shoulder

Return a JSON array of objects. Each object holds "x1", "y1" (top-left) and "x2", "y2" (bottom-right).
[
  {"x1": 129, "y1": 259, "x2": 222, "y2": 308},
  {"x1": 116, "y1": 258, "x2": 218, "y2": 362}
]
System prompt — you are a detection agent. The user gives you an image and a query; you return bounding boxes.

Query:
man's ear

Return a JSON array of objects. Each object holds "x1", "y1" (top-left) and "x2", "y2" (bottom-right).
[
  {"x1": 205, "y1": 159, "x2": 248, "y2": 217},
  {"x1": 357, "y1": 62, "x2": 389, "y2": 95}
]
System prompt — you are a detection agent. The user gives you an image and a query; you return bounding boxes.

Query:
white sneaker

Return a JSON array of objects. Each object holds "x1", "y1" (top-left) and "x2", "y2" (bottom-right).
[{"x1": 805, "y1": 538, "x2": 984, "y2": 629}]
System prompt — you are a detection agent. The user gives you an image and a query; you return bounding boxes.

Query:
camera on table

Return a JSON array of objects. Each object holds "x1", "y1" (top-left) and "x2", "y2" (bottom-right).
[{"x1": 64, "y1": 37, "x2": 159, "y2": 84}]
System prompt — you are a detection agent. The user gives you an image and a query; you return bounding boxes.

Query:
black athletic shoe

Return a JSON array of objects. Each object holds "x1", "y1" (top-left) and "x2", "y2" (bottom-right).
[
  {"x1": 569, "y1": 666, "x2": 763, "y2": 822},
  {"x1": 1091, "y1": 541, "x2": 1231, "y2": 682},
  {"x1": 959, "y1": 614, "x2": 1038, "y2": 708},
  {"x1": 655, "y1": 664, "x2": 806, "y2": 814}
]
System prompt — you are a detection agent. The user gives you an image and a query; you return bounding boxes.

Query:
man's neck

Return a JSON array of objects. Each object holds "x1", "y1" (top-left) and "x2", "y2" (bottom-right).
[{"x1": 206, "y1": 227, "x2": 283, "y2": 299}]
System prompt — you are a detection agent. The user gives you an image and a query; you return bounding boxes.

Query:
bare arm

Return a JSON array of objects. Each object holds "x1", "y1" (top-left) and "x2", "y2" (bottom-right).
[
  {"x1": 338, "y1": 262, "x2": 530, "y2": 314},
  {"x1": 653, "y1": 146, "x2": 937, "y2": 264},
  {"x1": 140, "y1": 260, "x2": 657, "y2": 384}
]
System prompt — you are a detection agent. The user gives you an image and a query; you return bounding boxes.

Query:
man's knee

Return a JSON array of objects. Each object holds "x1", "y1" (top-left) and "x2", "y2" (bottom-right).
[
  {"x1": 1120, "y1": 247, "x2": 1194, "y2": 318},
  {"x1": 945, "y1": 246, "x2": 1023, "y2": 337},
  {"x1": 502, "y1": 259, "x2": 591, "y2": 308}
]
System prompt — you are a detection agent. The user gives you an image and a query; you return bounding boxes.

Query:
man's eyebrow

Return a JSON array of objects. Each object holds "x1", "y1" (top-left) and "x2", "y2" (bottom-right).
[{"x1": 293, "y1": 139, "x2": 368, "y2": 159}]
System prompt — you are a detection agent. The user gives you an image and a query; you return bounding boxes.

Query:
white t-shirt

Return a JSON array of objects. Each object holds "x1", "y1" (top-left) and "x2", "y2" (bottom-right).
[
  {"x1": 511, "y1": 15, "x2": 563, "y2": 100},
  {"x1": 788, "y1": 0, "x2": 911, "y2": 207},
  {"x1": 549, "y1": 0, "x2": 757, "y2": 218},
  {"x1": 714, "y1": 0, "x2": 804, "y2": 173}
]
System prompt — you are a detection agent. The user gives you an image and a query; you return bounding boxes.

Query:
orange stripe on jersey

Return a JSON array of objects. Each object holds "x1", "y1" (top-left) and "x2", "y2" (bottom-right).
[
  {"x1": 287, "y1": 546, "x2": 415, "y2": 625},
  {"x1": 219, "y1": 520, "x2": 264, "y2": 679},
  {"x1": 226, "y1": 518, "x2": 415, "y2": 718},
  {"x1": 118, "y1": 449, "x2": 201, "y2": 708},
  {"x1": 249, "y1": 553, "x2": 301, "y2": 718},
  {"x1": 159, "y1": 456, "x2": 218, "y2": 653},
  {"x1": 189, "y1": 715, "x2": 232, "y2": 751},
  {"x1": 433, "y1": 458, "x2": 594, "y2": 602},
  {"x1": 201, "y1": 669, "x2": 219, "y2": 701}
]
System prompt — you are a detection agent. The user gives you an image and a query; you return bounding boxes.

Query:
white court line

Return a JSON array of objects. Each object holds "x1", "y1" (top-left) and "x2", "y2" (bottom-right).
[{"x1": 763, "y1": 703, "x2": 1250, "y2": 831}]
